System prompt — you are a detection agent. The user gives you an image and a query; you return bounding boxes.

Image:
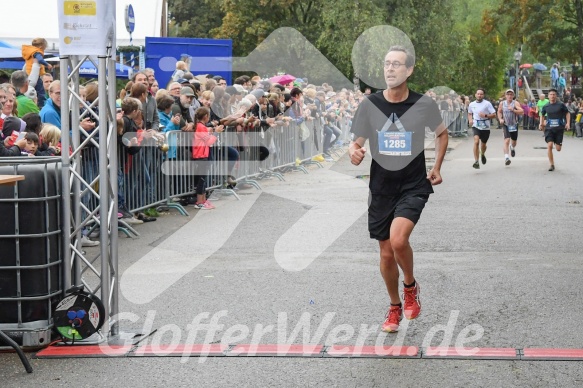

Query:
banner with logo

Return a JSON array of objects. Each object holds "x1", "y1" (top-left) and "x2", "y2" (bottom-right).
[{"x1": 57, "y1": 0, "x2": 115, "y2": 55}]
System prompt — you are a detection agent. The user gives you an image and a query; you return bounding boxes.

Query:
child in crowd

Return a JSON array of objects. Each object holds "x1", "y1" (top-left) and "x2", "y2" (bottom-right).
[
  {"x1": 192, "y1": 106, "x2": 218, "y2": 210},
  {"x1": 22, "y1": 132, "x2": 39, "y2": 156},
  {"x1": 171, "y1": 61, "x2": 188, "y2": 83},
  {"x1": 21, "y1": 38, "x2": 53, "y2": 108},
  {"x1": 39, "y1": 123, "x2": 61, "y2": 154}
]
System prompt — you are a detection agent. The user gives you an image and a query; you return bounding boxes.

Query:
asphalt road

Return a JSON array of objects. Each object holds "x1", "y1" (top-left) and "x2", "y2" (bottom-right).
[{"x1": 2, "y1": 129, "x2": 583, "y2": 387}]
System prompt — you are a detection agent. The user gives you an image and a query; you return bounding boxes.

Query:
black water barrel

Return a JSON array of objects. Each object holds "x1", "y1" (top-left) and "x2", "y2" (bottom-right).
[{"x1": 0, "y1": 158, "x2": 62, "y2": 332}]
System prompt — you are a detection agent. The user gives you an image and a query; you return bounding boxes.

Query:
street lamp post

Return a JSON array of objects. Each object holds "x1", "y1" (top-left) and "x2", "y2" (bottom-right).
[
  {"x1": 353, "y1": 73, "x2": 360, "y2": 92},
  {"x1": 514, "y1": 49, "x2": 523, "y2": 96}
]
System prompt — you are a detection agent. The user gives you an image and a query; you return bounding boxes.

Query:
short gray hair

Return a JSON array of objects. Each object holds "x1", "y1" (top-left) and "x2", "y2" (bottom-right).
[
  {"x1": 387, "y1": 46, "x2": 415, "y2": 68},
  {"x1": 10, "y1": 70, "x2": 28, "y2": 89}
]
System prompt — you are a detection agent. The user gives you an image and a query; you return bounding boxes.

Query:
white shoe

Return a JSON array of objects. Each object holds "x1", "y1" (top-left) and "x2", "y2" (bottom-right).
[
  {"x1": 81, "y1": 235, "x2": 99, "y2": 247},
  {"x1": 121, "y1": 216, "x2": 143, "y2": 225}
]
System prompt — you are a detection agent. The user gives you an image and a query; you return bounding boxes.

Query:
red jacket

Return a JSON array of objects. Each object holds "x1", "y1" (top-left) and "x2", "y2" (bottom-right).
[{"x1": 192, "y1": 122, "x2": 216, "y2": 159}]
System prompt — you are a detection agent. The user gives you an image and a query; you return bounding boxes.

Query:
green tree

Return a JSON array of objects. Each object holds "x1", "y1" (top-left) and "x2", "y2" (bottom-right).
[
  {"x1": 166, "y1": 0, "x2": 510, "y2": 94},
  {"x1": 212, "y1": 0, "x2": 323, "y2": 57},
  {"x1": 488, "y1": 0, "x2": 583, "y2": 65},
  {"x1": 168, "y1": 0, "x2": 224, "y2": 38}
]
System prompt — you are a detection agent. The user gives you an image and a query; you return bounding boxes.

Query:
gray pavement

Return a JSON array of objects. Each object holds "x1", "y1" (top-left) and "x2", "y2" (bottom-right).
[{"x1": 2, "y1": 129, "x2": 583, "y2": 387}]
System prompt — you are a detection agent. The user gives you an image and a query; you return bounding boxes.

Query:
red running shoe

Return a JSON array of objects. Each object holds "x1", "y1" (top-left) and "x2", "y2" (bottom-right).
[
  {"x1": 403, "y1": 282, "x2": 421, "y2": 320},
  {"x1": 381, "y1": 305, "x2": 402, "y2": 333}
]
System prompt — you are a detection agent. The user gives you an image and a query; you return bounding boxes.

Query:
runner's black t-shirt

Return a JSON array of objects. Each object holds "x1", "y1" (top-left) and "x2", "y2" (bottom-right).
[
  {"x1": 541, "y1": 102, "x2": 569, "y2": 129},
  {"x1": 351, "y1": 91, "x2": 443, "y2": 195}
]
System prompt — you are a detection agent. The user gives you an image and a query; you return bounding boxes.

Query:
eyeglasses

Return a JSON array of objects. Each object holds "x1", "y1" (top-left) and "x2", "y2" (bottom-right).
[{"x1": 384, "y1": 61, "x2": 405, "y2": 69}]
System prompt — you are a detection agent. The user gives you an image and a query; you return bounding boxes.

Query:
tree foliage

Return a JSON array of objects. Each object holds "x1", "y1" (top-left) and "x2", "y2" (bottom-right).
[
  {"x1": 487, "y1": 0, "x2": 583, "y2": 65},
  {"x1": 168, "y1": 0, "x2": 224, "y2": 38},
  {"x1": 167, "y1": 0, "x2": 522, "y2": 95}
]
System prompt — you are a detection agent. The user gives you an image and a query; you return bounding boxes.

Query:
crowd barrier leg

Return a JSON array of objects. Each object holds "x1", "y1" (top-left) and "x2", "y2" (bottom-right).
[
  {"x1": 207, "y1": 131, "x2": 241, "y2": 199},
  {"x1": 290, "y1": 123, "x2": 309, "y2": 174},
  {"x1": 233, "y1": 130, "x2": 263, "y2": 190},
  {"x1": 298, "y1": 120, "x2": 323, "y2": 169}
]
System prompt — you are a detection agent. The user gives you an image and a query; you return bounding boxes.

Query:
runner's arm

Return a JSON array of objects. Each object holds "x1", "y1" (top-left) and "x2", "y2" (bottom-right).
[
  {"x1": 566, "y1": 112, "x2": 571, "y2": 129},
  {"x1": 349, "y1": 136, "x2": 367, "y2": 166},
  {"x1": 427, "y1": 123, "x2": 448, "y2": 185},
  {"x1": 497, "y1": 104, "x2": 504, "y2": 124}
]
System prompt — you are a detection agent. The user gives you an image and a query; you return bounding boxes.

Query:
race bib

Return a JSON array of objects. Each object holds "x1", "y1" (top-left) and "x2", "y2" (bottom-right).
[
  {"x1": 507, "y1": 125, "x2": 517, "y2": 132},
  {"x1": 548, "y1": 119, "x2": 561, "y2": 128},
  {"x1": 475, "y1": 119, "x2": 488, "y2": 129},
  {"x1": 378, "y1": 131, "x2": 412, "y2": 156}
]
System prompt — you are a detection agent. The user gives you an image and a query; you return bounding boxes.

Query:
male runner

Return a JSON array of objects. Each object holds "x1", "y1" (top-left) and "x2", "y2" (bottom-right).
[
  {"x1": 349, "y1": 46, "x2": 448, "y2": 332},
  {"x1": 497, "y1": 89, "x2": 524, "y2": 166},
  {"x1": 536, "y1": 93, "x2": 549, "y2": 129},
  {"x1": 468, "y1": 89, "x2": 496, "y2": 169},
  {"x1": 540, "y1": 89, "x2": 570, "y2": 171}
]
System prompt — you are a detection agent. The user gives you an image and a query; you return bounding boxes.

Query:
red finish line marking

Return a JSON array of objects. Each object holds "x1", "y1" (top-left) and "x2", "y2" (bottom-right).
[
  {"x1": 230, "y1": 344, "x2": 323, "y2": 357},
  {"x1": 132, "y1": 344, "x2": 228, "y2": 357},
  {"x1": 522, "y1": 348, "x2": 583, "y2": 360},
  {"x1": 423, "y1": 347, "x2": 518, "y2": 359},
  {"x1": 325, "y1": 345, "x2": 419, "y2": 358},
  {"x1": 33, "y1": 344, "x2": 583, "y2": 361},
  {"x1": 35, "y1": 345, "x2": 131, "y2": 358}
]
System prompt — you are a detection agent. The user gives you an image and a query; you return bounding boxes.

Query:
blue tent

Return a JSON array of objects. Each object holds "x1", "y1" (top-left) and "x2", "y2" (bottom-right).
[
  {"x1": 78, "y1": 60, "x2": 133, "y2": 79},
  {"x1": 0, "y1": 47, "x2": 23, "y2": 59}
]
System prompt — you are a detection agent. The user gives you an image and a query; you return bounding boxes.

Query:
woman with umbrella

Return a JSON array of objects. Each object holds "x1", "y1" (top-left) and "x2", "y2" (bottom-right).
[
  {"x1": 533, "y1": 63, "x2": 547, "y2": 89},
  {"x1": 519, "y1": 63, "x2": 532, "y2": 89},
  {"x1": 270, "y1": 74, "x2": 296, "y2": 89}
]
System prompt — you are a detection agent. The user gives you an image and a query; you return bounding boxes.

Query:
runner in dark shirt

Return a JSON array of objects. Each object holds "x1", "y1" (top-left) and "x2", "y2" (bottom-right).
[
  {"x1": 540, "y1": 89, "x2": 570, "y2": 171},
  {"x1": 349, "y1": 45, "x2": 448, "y2": 333}
]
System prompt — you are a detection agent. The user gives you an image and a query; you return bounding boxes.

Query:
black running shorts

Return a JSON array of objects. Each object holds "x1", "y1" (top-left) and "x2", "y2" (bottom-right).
[
  {"x1": 544, "y1": 128, "x2": 564, "y2": 145},
  {"x1": 368, "y1": 192, "x2": 429, "y2": 241},
  {"x1": 472, "y1": 128, "x2": 490, "y2": 143},
  {"x1": 503, "y1": 125, "x2": 518, "y2": 141}
]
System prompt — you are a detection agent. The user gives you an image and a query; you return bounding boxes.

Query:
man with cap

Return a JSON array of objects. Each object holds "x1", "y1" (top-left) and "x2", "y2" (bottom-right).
[
  {"x1": 233, "y1": 84, "x2": 247, "y2": 95},
  {"x1": 497, "y1": 89, "x2": 524, "y2": 166},
  {"x1": 250, "y1": 89, "x2": 275, "y2": 124},
  {"x1": 226, "y1": 85, "x2": 243, "y2": 115},
  {"x1": 0, "y1": 116, "x2": 27, "y2": 156},
  {"x1": 171, "y1": 87, "x2": 195, "y2": 132}
]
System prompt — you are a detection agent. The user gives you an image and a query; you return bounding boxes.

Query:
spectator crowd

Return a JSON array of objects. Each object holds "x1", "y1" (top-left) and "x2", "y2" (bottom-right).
[{"x1": 0, "y1": 45, "x2": 362, "y2": 244}]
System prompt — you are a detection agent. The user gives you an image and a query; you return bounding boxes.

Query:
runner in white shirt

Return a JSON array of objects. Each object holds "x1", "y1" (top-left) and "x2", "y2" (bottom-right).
[
  {"x1": 497, "y1": 89, "x2": 524, "y2": 166},
  {"x1": 468, "y1": 88, "x2": 496, "y2": 169}
]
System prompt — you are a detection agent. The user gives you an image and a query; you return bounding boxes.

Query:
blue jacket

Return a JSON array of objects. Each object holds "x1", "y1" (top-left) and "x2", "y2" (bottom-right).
[
  {"x1": 159, "y1": 110, "x2": 180, "y2": 159},
  {"x1": 40, "y1": 98, "x2": 61, "y2": 128}
]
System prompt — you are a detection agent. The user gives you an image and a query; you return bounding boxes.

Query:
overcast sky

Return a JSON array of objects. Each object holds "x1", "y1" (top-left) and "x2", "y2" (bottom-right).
[{"x1": 1, "y1": 0, "x2": 163, "y2": 50}]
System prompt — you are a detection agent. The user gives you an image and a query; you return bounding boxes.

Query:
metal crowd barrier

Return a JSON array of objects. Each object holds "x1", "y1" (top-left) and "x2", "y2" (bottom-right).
[
  {"x1": 163, "y1": 120, "x2": 328, "y2": 198},
  {"x1": 441, "y1": 110, "x2": 469, "y2": 137},
  {"x1": 77, "y1": 116, "x2": 350, "y2": 218}
]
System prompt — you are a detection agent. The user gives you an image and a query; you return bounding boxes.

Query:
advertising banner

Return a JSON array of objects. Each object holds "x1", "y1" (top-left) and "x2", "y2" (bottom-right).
[{"x1": 57, "y1": 0, "x2": 115, "y2": 55}]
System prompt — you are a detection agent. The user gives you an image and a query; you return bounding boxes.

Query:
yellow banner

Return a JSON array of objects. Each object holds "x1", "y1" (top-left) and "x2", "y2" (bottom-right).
[{"x1": 63, "y1": 1, "x2": 97, "y2": 16}]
